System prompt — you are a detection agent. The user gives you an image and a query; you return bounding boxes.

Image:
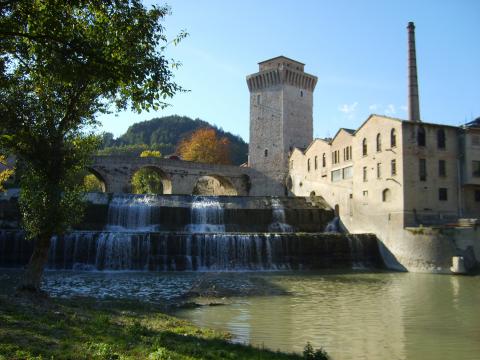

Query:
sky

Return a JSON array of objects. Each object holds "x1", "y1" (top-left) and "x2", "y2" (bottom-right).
[{"x1": 98, "y1": 0, "x2": 480, "y2": 142}]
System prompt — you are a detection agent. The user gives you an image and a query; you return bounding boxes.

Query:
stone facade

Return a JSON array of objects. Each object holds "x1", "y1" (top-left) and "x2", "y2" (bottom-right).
[
  {"x1": 246, "y1": 56, "x2": 317, "y2": 188},
  {"x1": 288, "y1": 114, "x2": 480, "y2": 272},
  {"x1": 89, "y1": 155, "x2": 278, "y2": 196}
]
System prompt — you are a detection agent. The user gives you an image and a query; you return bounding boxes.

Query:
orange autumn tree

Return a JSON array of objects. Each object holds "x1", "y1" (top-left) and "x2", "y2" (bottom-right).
[{"x1": 178, "y1": 128, "x2": 231, "y2": 164}]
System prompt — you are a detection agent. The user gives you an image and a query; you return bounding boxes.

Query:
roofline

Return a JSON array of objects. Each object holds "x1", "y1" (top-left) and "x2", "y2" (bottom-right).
[
  {"x1": 303, "y1": 138, "x2": 331, "y2": 153},
  {"x1": 258, "y1": 56, "x2": 305, "y2": 66},
  {"x1": 354, "y1": 114, "x2": 459, "y2": 135},
  {"x1": 331, "y1": 128, "x2": 355, "y2": 142}
]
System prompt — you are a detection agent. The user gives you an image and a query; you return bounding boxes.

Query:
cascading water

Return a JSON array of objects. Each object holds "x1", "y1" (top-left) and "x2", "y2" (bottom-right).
[
  {"x1": 106, "y1": 194, "x2": 160, "y2": 231},
  {"x1": 268, "y1": 198, "x2": 293, "y2": 233},
  {"x1": 185, "y1": 196, "x2": 225, "y2": 233},
  {"x1": 324, "y1": 217, "x2": 341, "y2": 233},
  {"x1": 0, "y1": 194, "x2": 384, "y2": 271}
]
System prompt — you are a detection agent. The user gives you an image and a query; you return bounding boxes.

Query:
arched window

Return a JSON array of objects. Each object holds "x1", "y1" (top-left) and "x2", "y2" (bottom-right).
[
  {"x1": 382, "y1": 188, "x2": 392, "y2": 202},
  {"x1": 390, "y1": 128, "x2": 397, "y2": 148},
  {"x1": 322, "y1": 153, "x2": 326, "y2": 167},
  {"x1": 314, "y1": 156, "x2": 318, "y2": 170},
  {"x1": 376, "y1": 133, "x2": 382, "y2": 152},
  {"x1": 307, "y1": 158, "x2": 311, "y2": 172},
  {"x1": 362, "y1": 138, "x2": 368, "y2": 156},
  {"x1": 264, "y1": 149, "x2": 268, "y2": 157},
  {"x1": 437, "y1": 128, "x2": 446, "y2": 149},
  {"x1": 417, "y1": 127, "x2": 426, "y2": 146}
]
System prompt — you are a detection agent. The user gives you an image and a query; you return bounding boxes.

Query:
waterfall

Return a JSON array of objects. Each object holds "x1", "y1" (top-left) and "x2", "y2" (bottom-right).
[
  {"x1": 106, "y1": 194, "x2": 160, "y2": 231},
  {"x1": 324, "y1": 217, "x2": 341, "y2": 233},
  {"x1": 185, "y1": 196, "x2": 226, "y2": 233},
  {"x1": 268, "y1": 198, "x2": 293, "y2": 233}
]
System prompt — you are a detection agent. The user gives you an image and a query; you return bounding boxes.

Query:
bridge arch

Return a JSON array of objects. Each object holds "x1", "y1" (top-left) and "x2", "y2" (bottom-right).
[
  {"x1": 84, "y1": 167, "x2": 108, "y2": 192},
  {"x1": 192, "y1": 174, "x2": 238, "y2": 195},
  {"x1": 130, "y1": 165, "x2": 172, "y2": 194}
]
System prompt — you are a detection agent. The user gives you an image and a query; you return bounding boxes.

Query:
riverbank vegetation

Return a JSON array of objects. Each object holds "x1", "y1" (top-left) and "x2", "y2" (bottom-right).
[{"x1": 0, "y1": 294, "x2": 327, "y2": 360}]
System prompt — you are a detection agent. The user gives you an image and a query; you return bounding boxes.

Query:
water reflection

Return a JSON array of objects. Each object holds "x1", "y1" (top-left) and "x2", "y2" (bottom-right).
[
  {"x1": 1, "y1": 270, "x2": 478, "y2": 360},
  {"x1": 176, "y1": 272, "x2": 480, "y2": 360}
]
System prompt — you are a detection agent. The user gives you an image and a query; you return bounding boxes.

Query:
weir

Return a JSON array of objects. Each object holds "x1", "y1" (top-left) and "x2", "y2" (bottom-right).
[{"x1": 0, "y1": 194, "x2": 384, "y2": 271}]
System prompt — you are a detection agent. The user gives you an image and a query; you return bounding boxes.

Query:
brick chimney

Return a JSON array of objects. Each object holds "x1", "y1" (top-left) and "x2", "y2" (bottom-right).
[{"x1": 407, "y1": 22, "x2": 421, "y2": 122}]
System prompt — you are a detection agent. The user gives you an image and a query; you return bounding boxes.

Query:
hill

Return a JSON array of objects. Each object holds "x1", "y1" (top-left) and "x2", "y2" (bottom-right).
[{"x1": 99, "y1": 115, "x2": 248, "y2": 165}]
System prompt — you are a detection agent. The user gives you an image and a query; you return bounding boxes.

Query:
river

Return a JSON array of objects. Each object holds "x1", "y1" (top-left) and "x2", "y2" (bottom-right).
[{"x1": 1, "y1": 269, "x2": 478, "y2": 360}]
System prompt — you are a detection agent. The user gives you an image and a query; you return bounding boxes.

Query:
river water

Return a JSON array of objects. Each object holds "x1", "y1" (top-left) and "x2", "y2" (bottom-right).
[{"x1": 1, "y1": 269, "x2": 478, "y2": 360}]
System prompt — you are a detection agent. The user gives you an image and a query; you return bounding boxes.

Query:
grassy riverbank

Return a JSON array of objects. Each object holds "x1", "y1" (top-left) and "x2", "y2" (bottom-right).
[{"x1": 0, "y1": 294, "x2": 310, "y2": 360}]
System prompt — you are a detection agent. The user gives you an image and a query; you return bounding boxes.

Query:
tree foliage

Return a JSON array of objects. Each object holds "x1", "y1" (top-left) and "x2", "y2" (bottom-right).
[
  {"x1": 0, "y1": 0, "x2": 185, "y2": 291},
  {"x1": 83, "y1": 173, "x2": 105, "y2": 192},
  {"x1": 0, "y1": 155, "x2": 14, "y2": 192},
  {"x1": 140, "y1": 150, "x2": 162, "y2": 158},
  {"x1": 177, "y1": 128, "x2": 231, "y2": 165},
  {"x1": 98, "y1": 115, "x2": 248, "y2": 165},
  {"x1": 131, "y1": 168, "x2": 164, "y2": 194}
]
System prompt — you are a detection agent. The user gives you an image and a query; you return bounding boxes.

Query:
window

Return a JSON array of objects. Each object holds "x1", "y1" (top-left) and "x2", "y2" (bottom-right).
[
  {"x1": 363, "y1": 166, "x2": 368, "y2": 182},
  {"x1": 391, "y1": 159, "x2": 397, "y2": 176},
  {"x1": 343, "y1": 166, "x2": 353, "y2": 179},
  {"x1": 332, "y1": 150, "x2": 340, "y2": 165},
  {"x1": 417, "y1": 127, "x2": 426, "y2": 146},
  {"x1": 382, "y1": 188, "x2": 391, "y2": 202},
  {"x1": 473, "y1": 161, "x2": 480, "y2": 177},
  {"x1": 377, "y1": 163, "x2": 382, "y2": 179},
  {"x1": 322, "y1": 153, "x2": 326, "y2": 167},
  {"x1": 331, "y1": 169, "x2": 342, "y2": 182},
  {"x1": 475, "y1": 190, "x2": 480, "y2": 202},
  {"x1": 257, "y1": 95, "x2": 261, "y2": 105},
  {"x1": 264, "y1": 149, "x2": 268, "y2": 157},
  {"x1": 419, "y1": 159, "x2": 427, "y2": 181},
  {"x1": 439, "y1": 160, "x2": 446, "y2": 177},
  {"x1": 437, "y1": 129, "x2": 446, "y2": 149},
  {"x1": 314, "y1": 156, "x2": 318, "y2": 170},
  {"x1": 390, "y1": 128, "x2": 397, "y2": 148},
  {"x1": 439, "y1": 188, "x2": 448, "y2": 201},
  {"x1": 376, "y1": 133, "x2": 382, "y2": 152},
  {"x1": 307, "y1": 158, "x2": 311, "y2": 172},
  {"x1": 362, "y1": 138, "x2": 368, "y2": 156},
  {"x1": 300, "y1": 90, "x2": 303, "y2": 97}
]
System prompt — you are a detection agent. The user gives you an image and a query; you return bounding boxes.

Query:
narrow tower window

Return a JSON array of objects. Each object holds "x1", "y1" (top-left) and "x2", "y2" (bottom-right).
[
  {"x1": 417, "y1": 127, "x2": 426, "y2": 146},
  {"x1": 264, "y1": 149, "x2": 268, "y2": 157},
  {"x1": 314, "y1": 156, "x2": 318, "y2": 170},
  {"x1": 419, "y1": 158, "x2": 427, "y2": 181},
  {"x1": 376, "y1": 133, "x2": 382, "y2": 152},
  {"x1": 257, "y1": 95, "x2": 261, "y2": 105},
  {"x1": 322, "y1": 153, "x2": 326, "y2": 167},
  {"x1": 390, "y1": 128, "x2": 397, "y2": 148},
  {"x1": 437, "y1": 129, "x2": 446, "y2": 149},
  {"x1": 362, "y1": 138, "x2": 368, "y2": 156},
  {"x1": 307, "y1": 158, "x2": 311, "y2": 172}
]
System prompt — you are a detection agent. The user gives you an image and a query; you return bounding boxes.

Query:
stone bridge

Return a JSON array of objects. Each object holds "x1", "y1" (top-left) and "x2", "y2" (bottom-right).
[{"x1": 89, "y1": 156, "x2": 282, "y2": 196}]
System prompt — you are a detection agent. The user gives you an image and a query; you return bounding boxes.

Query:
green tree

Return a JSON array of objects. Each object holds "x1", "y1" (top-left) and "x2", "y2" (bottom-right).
[
  {"x1": 0, "y1": 155, "x2": 14, "y2": 192},
  {"x1": 83, "y1": 173, "x2": 105, "y2": 192},
  {"x1": 0, "y1": 1, "x2": 186, "y2": 292},
  {"x1": 131, "y1": 168, "x2": 164, "y2": 194}
]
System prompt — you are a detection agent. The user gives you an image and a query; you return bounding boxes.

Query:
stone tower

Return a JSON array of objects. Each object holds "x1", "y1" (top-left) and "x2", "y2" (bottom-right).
[{"x1": 246, "y1": 56, "x2": 317, "y2": 186}]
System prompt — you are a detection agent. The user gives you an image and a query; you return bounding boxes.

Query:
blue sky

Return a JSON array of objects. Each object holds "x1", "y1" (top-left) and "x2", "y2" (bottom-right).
[{"x1": 98, "y1": 0, "x2": 480, "y2": 142}]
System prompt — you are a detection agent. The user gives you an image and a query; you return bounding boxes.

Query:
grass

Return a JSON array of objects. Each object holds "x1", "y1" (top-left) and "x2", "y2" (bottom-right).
[{"x1": 0, "y1": 294, "x2": 310, "y2": 360}]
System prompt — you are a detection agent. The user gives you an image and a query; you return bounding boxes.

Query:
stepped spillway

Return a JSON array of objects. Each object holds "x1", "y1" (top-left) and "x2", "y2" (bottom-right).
[{"x1": 0, "y1": 194, "x2": 385, "y2": 271}]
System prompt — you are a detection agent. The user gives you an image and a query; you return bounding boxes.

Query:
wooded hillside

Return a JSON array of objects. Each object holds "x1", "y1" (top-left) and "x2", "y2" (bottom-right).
[{"x1": 99, "y1": 115, "x2": 248, "y2": 165}]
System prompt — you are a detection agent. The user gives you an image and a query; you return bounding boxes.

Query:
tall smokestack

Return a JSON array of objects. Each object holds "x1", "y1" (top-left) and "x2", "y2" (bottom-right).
[{"x1": 407, "y1": 21, "x2": 421, "y2": 122}]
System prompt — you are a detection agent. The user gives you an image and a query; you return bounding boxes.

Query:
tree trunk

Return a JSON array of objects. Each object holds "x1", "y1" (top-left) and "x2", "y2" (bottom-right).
[{"x1": 18, "y1": 234, "x2": 51, "y2": 293}]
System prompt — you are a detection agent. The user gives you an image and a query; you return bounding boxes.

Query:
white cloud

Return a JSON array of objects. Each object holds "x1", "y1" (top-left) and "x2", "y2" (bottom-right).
[
  {"x1": 400, "y1": 105, "x2": 407, "y2": 113},
  {"x1": 369, "y1": 104, "x2": 379, "y2": 112},
  {"x1": 339, "y1": 102, "x2": 358, "y2": 114},
  {"x1": 385, "y1": 104, "x2": 396, "y2": 116}
]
